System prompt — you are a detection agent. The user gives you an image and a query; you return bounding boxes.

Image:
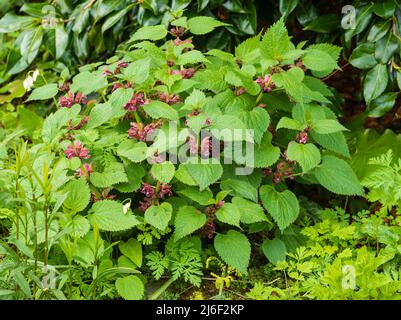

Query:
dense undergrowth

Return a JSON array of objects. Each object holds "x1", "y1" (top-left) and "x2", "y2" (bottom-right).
[{"x1": 0, "y1": 1, "x2": 401, "y2": 300}]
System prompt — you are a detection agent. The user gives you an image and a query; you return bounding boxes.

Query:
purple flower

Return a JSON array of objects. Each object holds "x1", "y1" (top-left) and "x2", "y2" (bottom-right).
[
  {"x1": 59, "y1": 91, "x2": 87, "y2": 108},
  {"x1": 141, "y1": 183, "x2": 155, "y2": 198},
  {"x1": 75, "y1": 163, "x2": 93, "y2": 177},
  {"x1": 255, "y1": 75, "x2": 275, "y2": 93},
  {"x1": 128, "y1": 122, "x2": 159, "y2": 141},
  {"x1": 297, "y1": 131, "x2": 308, "y2": 144},
  {"x1": 124, "y1": 92, "x2": 149, "y2": 111},
  {"x1": 200, "y1": 136, "x2": 212, "y2": 158},
  {"x1": 64, "y1": 141, "x2": 90, "y2": 159},
  {"x1": 64, "y1": 144, "x2": 76, "y2": 159},
  {"x1": 159, "y1": 184, "x2": 173, "y2": 198}
]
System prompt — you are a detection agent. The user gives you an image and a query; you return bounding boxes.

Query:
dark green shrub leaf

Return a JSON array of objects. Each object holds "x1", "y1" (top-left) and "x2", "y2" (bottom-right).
[
  {"x1": 91, "y1": 200, "x2": 140, "y2": 231},
  {"x1": 260, "y1": 185, "x2": 299, "y2": 231},
  {"x1": 287, "y1": 141, "x2": 321, "y2": 172},
  {"x1": 144, "y1": 202, "x2": 172, "y2": 231},
  {"x1": 173, "y1": 206, "x2": 206, "y2": 241},
  {"x1": 313, "y1": 155, "x2": 364, "y2": 196},
  {"x1": 261, "y1": 238, "x2": 287, "y2": 265},
  {"x1": 214, "y1": 230, "x2": 251, "y2": 274},
  {"x1": 115, "y1": 276, "x2": 144, "y2": 300},
  {"x1": 27, "y1": 83, "x2": 58, "y2": 101}
]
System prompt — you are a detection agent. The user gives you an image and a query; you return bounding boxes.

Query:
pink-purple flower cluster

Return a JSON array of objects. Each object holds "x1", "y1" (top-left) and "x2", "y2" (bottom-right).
[
  {"x1": 170, "y1": 26, "x2": 185, "y2": 38},
  {"x1": 124, "y1": 92, "x2": 149, "y2": 111},
  {"x1": 59, "y1": 91, "x2": 87, "y2": 108},
  {"x1": 171, "y1": 68, "x2": 196, "y2": 79},
  {"x1": 103, "y1": 60, "x2": 129, "y2": 77},
  {"x1": 64, "y1": 141, "x2": 90, "y2": 159},
  {"x1": 297, "y1": 131, "x2": 308, "y2": 144},
  {"x1": 112, "y1": 82, "x2": 133, "y2": 92},
  {"x1": 203, "y1": 200, "x2": 225, "y2": 239},
  {"x1": 255, "y1": 75, "x2": 275, "y2": 93},
  {"x1": 75, "y1": 163, "x2": 93, "y2": 177},
  {"x1": 138, "y1": 183, "x2": 173, "y2": 212},
  {"x1": 128, "y1": 122, "x2": 159, "y2": 141},
  {"x1": 263, "y1": 160, "x2": 295, "y2": 184},
  {"x1": 68, "y1": 116, "x2": 90, "y2": 131},
  {"x1": 173, "y1": 38, "x2": 193, "y2": 46},
  {"x1": 158, "y1": 92, "x2": 181, "y2": 105}
]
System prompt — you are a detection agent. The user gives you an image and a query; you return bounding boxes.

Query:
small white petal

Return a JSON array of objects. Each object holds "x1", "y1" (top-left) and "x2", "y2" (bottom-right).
[
  {"x1": 23, "y1": 77, "x2": 33, "y2": 91},
  {"x1": 32, "y1": 69, "x2": 39, "y2": 80},
  {"x1": 122, "y1": 201, "x2": 131, "y2": 214}
]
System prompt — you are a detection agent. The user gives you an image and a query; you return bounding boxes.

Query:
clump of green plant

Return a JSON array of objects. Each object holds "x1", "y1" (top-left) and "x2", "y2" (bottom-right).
[
  {"x1": 0, "y1": 14, "x2": 364, "y2": 300},
  {"x1": 361, "y1": 149, "x2": 401, "y2": 215},
  {"x1": 248, "y1": 207, "x2": 401, "y2": 300}
]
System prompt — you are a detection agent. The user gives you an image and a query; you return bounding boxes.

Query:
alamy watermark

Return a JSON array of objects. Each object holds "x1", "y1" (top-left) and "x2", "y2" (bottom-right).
[
  {"x1": 341, "y1": 5, "x2": 356, "y2": 30},
  {"x1": 342, "y1": 265, "x2": 356, "y2": 289}
]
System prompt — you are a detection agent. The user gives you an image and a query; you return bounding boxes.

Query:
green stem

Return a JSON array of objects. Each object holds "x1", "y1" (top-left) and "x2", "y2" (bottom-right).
[
  {"x1": 149, "y1": 278, "x2": 175, "y2": 300},
  {"x1": 218, "y1": 267, "x2": 226, "y2": 296},
  {"x1": 255, "y1": 90, "x2": 264, "y2": 104},
  {"x1": 134, "y1": 111, "x2": 143, "y2": 130}
]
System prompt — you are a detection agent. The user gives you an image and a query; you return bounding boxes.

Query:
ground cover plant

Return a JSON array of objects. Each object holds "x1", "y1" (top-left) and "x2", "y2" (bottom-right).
[{"x1": 1, "y1": 1, "x2": 401, "y2": 300}]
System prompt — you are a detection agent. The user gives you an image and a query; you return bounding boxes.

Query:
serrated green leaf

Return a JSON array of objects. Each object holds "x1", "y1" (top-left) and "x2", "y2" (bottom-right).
[
  {"x1": 287, "y1": 142, "x2": 321, "y2": 172},
  {"x1": 239, "y1": 107, "x2": 270, "y2": 144},
  {"x1": 70, "y1": 71, "x2": 108, "y2": 95},
  {"x1": 90, "y1": 162, "x2": 128, "y2": 188},
  {"x1": 119, "y1": 239, "x2": 142, "y2": 267},
  {"x1": 220, "y1": 179, "x2": 258, "y2": 202},
  {"x1": 312, "y1": 119, "x2": 348, "y2": 134},
  {"x1": 69, "y1": 215, "x2": 90, "y2": 238},
  {"x1": 122, "y1": 58, "x2": 151, "y2": 84},
  {"x1": 87, "y1": 103, "x2": 112, "y2": 128},
  {"x1": 261, "y1": 238, "x2": 287, "y2": 265},
  {"x1": 232, "y1": 197, "x2": 267, "y2": 224},
  {"x1": 235, "y1": 34, "x2": 260, "y2": 60},
  {"x1": 117, "y1": 140, "x2": 148, "y2": 163},
  {"x1": 177, "y1": 50, "x2": 208, "y2": 65},
  {"x1": 214, "y1": 230, "x2": 251, "y2": 274},
  {"x1": 130, "y1": 25, "x2": 167, "y2": 41},
  {"x1": 91, "y1": 200, "x2": 140, "y2": 231},
  {"x1": 173, "y1": 206, "x2": 206, "y2": 241},
  {"x1": 216, "y1": 203, "x2": 241, "y2": 227},
  {"x1": 144, "y1": 202, "x2": 172, "y2": 231},
  {"x1": 260, "y1": 18, "x2": 291, "y2": 61},
  {"x1": 260, "y1": 185, "x2": 299, "y2": 231},
  {"x1": 63, "y1": 178, "x2": 90, "y2": 213},
  {"x1": 253, "y1": 132, "x2": 280, "y2": 168},
  {"x1": 302, "y1": 49, "x2": 338, "y2": 72},
  {"x1": 313, "y1": 155, "x2": 364, "y2": 196},
  {"x1": 115, "y1": 162, "x2": 146, "y2": 193},
  {"x1": 187, "y1": 16, "x2": 228, "y2": 35},
  {"x1": 143, "y1": 100, "x2": 179, "y2": 120},
  {"x1": 311, "y1": 131, "x2": 350, "y2": 158},
  {"x1": 27, "y1": 83, "x2": 58, "y2": 101},
  {"x1": 177, "y1": 187, "x2": 214, "y2": 205},
  {"x1": 115, "y1": 276, "x2": 144, "y2": 300},
  {"x1": 151, "y1": 161, "x2": 175, "y2": 183},
  {"x1": 276, "y1": 117, "x2": 303, "y2": 131},
  {"x1": 182, "y1": 160, "x2": 223, "y2": 190}
]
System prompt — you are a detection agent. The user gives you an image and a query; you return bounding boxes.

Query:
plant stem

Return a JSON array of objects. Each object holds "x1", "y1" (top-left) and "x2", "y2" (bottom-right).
[
  {"x1": 149, "y1": 278, "x2": 175, "y2": 300},
  {"x1": 134, "y1": 111, "x2": 143, "y2": 130}
]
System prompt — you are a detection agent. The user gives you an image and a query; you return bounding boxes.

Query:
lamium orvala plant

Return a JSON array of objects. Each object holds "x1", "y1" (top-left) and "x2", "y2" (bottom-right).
[{"x1": 0, "y1": 16, "x2": 364, "y2": 300}]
